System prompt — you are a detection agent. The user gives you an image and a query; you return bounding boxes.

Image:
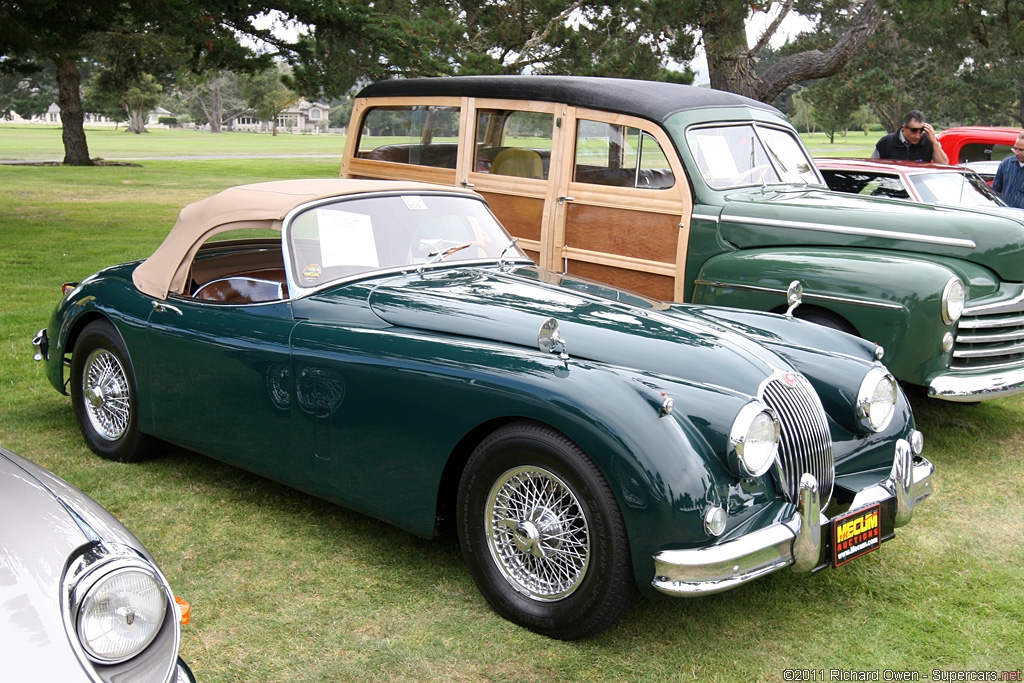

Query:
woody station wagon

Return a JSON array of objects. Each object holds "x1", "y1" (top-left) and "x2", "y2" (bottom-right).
[{"x1": 343, "y1": 76, "x2": 1024, "y2": 402}]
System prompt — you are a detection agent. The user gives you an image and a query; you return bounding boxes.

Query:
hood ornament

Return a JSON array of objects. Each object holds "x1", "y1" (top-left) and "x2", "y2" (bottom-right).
[
  {"x1": 538, "y1": 318, "x2": 569, "y2": 360},
  {"x1": 785, "y1": 280, "x2": 803, "y2": 317}
]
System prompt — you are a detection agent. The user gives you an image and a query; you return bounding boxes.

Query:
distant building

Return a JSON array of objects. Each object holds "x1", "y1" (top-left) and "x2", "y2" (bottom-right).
[
  {"x1": 9, "y1": 100, "x2": 334, "y2": 133},
  {"x1": 13, "y1": 103, "x2": 173, "y2": 128},
  {"x1": 232, "y1": 100, "x2": 332, "y2": 133}
]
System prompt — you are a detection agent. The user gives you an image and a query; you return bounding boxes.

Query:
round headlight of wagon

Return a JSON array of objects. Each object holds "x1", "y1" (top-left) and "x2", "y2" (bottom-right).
[
  {"x1": 76, "y1": 564, "x2": 167, "y2": 664},
  {"x1": 942, "y1": 277, "x2": 965, "y2": 325},
  {"x1": 728, "y1": 402, "x2": 780, "y2": 478},
  {"x1": 856, "y1": 367, "x2": 898, "y2": 433}
]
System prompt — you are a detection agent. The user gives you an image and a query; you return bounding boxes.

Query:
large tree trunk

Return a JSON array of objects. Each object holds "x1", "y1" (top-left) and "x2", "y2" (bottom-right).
[
  {"x1": 706, "y1": 0, "x2": 884, "y2": 105},
  {"x1": 54, "y1": 55, "x2": 93, "y2": 166},
  {"x1": 125, "y1": 106, "x2": 148, "y2": 134},
  {"x1": 209, "y1": 83, "x2": 223, "y2": 133}
]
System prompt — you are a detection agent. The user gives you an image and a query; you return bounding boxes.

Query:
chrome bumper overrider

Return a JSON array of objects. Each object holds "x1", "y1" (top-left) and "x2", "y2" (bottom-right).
[
  {"x1": 927, "y1": 366, "x2": 1024, "y2": 402},
  {"x1": 31, "y1": 328, "x2": 48, "y2": 362},
  {"x1": 652, "y1": 440, "x2": 934, "y2": 596}
]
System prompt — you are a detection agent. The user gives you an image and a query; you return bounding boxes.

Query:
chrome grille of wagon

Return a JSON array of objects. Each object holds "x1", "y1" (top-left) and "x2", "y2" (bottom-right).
[
  {"x1": 951, "y1": 310, "x2": 1024, "y2": 370},
  {"x1": 760, "y1": 374, "x2": 834, "y2": 506}
]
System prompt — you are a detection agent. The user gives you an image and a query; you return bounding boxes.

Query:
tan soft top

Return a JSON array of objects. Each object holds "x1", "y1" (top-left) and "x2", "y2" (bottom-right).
[{"x1": 132, "y1": 179, "x2": 475, "y2": 299}]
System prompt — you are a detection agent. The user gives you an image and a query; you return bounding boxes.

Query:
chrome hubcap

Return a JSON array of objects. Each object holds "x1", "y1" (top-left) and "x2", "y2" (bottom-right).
[
  {"x1": 82, "y1": 349, "x2": 130, "y2": 441},
  {"x1": 486, "y1": 466, "x2": 589, "y2": 601}
]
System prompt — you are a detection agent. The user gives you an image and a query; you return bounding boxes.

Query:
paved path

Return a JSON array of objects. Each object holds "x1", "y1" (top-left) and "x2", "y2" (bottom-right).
[{"x1": 0, "y1": 154, "x2": 346, "y2": 165}]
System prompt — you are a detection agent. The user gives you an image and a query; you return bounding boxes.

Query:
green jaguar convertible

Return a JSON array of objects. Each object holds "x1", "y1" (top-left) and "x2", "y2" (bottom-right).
[{"x1": 34, "y1": 179, "x2": 934, "y2": 639}]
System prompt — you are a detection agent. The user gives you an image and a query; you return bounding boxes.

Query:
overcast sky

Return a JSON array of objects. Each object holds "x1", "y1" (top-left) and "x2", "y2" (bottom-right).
[
  {"x1": 690, "y1": 6, "x2": 813, "y2": 84},
  {"x1": 252, "y1": 7, "x2": 814, "y2": 87}
]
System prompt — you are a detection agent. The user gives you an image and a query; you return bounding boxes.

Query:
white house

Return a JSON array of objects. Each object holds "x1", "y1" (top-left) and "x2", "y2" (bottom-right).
[{"x1": 232, "y1": 99, "x2": 332, "y2": 133}]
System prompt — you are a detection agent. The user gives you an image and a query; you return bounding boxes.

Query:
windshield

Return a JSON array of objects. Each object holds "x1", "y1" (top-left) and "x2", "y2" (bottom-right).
[
  {"x1": 284, "y1": 193, "x2": 527, "y2": 290},
  {"x1": 686, "y1": 123, "x2": 822, "y2": 189},
  {"x1": 908, "y1": 171, "x2": 1008, "y2": 209}
]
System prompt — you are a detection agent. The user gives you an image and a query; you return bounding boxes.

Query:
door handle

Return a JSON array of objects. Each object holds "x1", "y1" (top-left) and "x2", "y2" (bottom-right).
[
  {"x1": 152, "y1": 301, "x2": 183, "y2": 315},
  {"x1": 557, "y1": 195, "x2": 574, "y2": 204}
]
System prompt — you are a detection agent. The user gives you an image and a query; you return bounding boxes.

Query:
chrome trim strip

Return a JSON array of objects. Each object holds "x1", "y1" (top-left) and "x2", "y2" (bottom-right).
[
  {"x1": 950, "y1": 357, "x2": 1024, "y2": 372},
  {"x1": 720, "y1": 215, "x2": 977, "y2": 249},
  {"x1": 955, "y1": 330, "x2": 1024, "y2": 343},
  {"x1": 691, "y1": 212, "x2": 720, "y2": 223},
  {"x1": 653, "y1": 453, "x2": 935, "y2": 596},
  {"x1": 963, "y1": 293, "x2": 1024, "y2": 316},
  {"x1": 953, "y1": 341, "x2": 1024, "y2": 358},
  {"x1": 693, "y1": 280, "x2": 904, "y2": 311},
  {"x1": 958, "y1": 313, "x2": 1024, "y2": 329},
  {"x1": 928, "y1": 365, "x2": 1024, "y2": 401}
]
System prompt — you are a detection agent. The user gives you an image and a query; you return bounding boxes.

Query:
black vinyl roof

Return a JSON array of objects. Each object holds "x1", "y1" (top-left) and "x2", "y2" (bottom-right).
[{"x1": 357, "y1": 76, "x2": 781, "y2": 124}]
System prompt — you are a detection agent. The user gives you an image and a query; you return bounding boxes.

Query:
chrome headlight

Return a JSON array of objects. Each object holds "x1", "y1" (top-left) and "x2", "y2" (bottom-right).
[
  {"x1": 941, "y1": 277, "x2": 965, "y2": 325},
  {"x1": 856, "y1": 367, "x2": 898, "y2": 432},
  {"x1": 728, "y1": 402, "x2": 780, "y2": 478},
  {"x1": 75, "y1": 561, "x2": 168, "y2": 664}
]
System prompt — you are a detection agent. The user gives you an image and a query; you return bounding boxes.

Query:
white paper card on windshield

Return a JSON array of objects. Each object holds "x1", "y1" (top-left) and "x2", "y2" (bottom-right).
[
  {"x1": 401, "y1": 195, "x2": 428, "y2": 210},
  {"x1": 693, "y1": 134, "x2": 739, "y2": 179},
  {"x1": 317, "y1": 210, "x2": 378, "y2": 267}
]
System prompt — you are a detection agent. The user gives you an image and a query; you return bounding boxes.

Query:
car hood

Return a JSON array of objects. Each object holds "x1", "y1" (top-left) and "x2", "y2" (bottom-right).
[
  {"x1": 716, "y1": 187, "x2": 1024, "y2": 281},
  {"x1": 0, "y1": 449, "x2": 143, "y2": 677},
  {"x1": 367, "y1": 267, "x2": 791, "y2": 398}
]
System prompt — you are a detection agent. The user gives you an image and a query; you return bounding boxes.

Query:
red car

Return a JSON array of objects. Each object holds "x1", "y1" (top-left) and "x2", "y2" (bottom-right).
[
  {"x1": 816, "y1": 157, "x2": 1020, "y2": 215},
  {"x1": 937, "y1": 126, "x2": 1023, "y2": 165}
]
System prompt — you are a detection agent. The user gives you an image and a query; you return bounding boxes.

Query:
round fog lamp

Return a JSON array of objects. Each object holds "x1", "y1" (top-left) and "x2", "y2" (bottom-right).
[
  {"x1": 942, "y1": 332, "x2": 954, "y2": 354},
  {"x1": 704, "y1": 506, "x2": 727, "y2": 537}
]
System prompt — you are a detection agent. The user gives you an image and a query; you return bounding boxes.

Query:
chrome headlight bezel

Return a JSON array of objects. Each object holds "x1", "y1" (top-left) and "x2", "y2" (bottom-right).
[
  {"x1": 728, "y1": 401, "x2": 780, "y2": 478},
  {"x1": 941, "y1": 277, "x2": 965, "y2": 325},
  {"x1": 74, "y1": 558, "x2": 168, "y2": 664},
  {"x1": 856, "y1": 366, "x2": 898, "y2": 433},
  {"x1": 62, "y1": 544, "x2": 177, "y2": 669}
]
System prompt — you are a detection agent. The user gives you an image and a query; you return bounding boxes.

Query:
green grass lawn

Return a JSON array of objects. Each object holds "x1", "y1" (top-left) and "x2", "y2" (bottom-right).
[
  {"x1": 1, "y1": 150, "x2": 1021, "y2": 681},
  {"x1": 0, "y1": 123, "x2": 877, "y2": 162},
  {"x1": 0, "y1": 124, "x2": 349, "y2": 161}
]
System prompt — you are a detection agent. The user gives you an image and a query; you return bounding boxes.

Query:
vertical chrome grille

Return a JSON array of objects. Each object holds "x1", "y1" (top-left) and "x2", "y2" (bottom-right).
[
  {"x1": 952, "y1": 311, "x2": 1024, "y2": 370},
  {"x1": 761, "y1": 374, "x2": 834, "y2": 506}
]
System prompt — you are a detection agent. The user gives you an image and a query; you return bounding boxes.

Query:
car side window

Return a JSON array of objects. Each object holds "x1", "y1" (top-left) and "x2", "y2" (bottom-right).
[
  {"x1": 475, "y1": 109, "x2": 553, "y2": 180},
  {"x1": 960, "y1": 142, "x2": 1015, "y2": 163},
  {"x1": 356, "y1": 105, "x2": 461, "y2": 169},
  {"x1": 573, "y1": 120, "x2": 675, "y2": 189},
  {"x1": 188, "y1": 228, "x2": 288, "y2": 304}
]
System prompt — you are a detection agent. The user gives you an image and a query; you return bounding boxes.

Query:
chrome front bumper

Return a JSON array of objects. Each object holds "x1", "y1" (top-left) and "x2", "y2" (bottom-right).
[
  {"x1": 652, "y1": 439, "x2": 934, "y2": 596},
  {"x1": 927, "y1": 366, "x2": 1024, "y2": 402}
]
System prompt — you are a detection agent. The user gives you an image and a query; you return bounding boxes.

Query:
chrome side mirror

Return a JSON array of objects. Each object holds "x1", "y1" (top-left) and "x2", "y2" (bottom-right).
[
  {"x1": 538, "y1": 318, "x2": 569, "y2": 360},
  {"x1": 785, "y1": 280, "x2": 803, "y2": 318}
]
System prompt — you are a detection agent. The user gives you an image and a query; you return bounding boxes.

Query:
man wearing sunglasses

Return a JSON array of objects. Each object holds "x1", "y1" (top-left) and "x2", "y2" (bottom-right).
[
  {"x1": 871, "y1": 110, "x2": 949, "y2": 164},
  {"x1": 992, "y1": 133, "x2": 1024, "y2": 209}
]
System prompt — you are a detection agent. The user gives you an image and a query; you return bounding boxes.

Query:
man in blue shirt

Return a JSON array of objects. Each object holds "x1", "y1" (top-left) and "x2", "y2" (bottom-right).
[
  {"x1": 872, "y1": 110, "x2": 949, "y2": 164},
  {"x1": 993, "y1": 133, "x2": 1024, "y2": 209}
]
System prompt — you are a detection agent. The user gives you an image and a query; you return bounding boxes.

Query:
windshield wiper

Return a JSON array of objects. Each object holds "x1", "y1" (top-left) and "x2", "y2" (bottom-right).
[
  {"x1": 417, "y1": 242, "x2": 472, "y2": 273},
  {"x1": 498, "y1": 238, "x2": 520, "y2": 266}
]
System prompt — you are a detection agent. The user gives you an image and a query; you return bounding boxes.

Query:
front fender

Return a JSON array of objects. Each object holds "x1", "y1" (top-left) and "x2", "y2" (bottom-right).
[{"x1": 692, "y1": 248, "x2": 972, "y2": 386}]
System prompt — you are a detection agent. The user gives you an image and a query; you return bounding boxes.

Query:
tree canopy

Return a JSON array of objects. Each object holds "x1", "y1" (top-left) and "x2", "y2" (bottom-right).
[{"x1": 4, "y1": 0, "x2": 1024, "y2": 163}]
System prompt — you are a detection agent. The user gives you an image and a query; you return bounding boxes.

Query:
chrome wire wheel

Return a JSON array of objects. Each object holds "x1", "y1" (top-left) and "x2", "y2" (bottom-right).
[
  {"x1": 81, "y1": 348, "x2": 131, "y2": 441},
  {"x1": 485, "y1": 465, "x2": 590, "y2": 601}
]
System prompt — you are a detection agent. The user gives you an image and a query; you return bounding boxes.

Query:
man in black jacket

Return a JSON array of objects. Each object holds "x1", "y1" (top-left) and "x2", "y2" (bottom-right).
[{"x1": 872, "y1": 111, "x2": 949, "y2": 164}]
